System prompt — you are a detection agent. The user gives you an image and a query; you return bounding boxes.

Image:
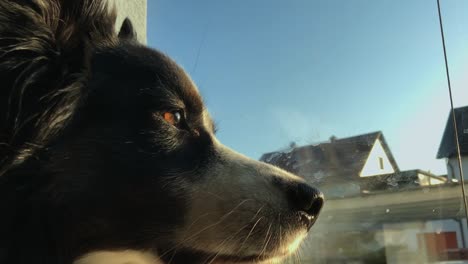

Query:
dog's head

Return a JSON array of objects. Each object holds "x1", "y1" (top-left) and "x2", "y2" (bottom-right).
[{"x1": 0, "y1": 1, "x2": 323, "y2": 263}]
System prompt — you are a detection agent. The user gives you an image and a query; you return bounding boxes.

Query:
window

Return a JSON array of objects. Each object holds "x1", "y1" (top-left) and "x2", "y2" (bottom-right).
[{"x1": 148, "y1": 1, "x2": 468, "y2": 263}]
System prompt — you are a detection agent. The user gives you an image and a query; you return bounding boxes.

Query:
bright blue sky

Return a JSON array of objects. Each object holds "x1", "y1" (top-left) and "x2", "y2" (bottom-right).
[{"x1": 148, "y1": 0, "x2": 468, "y2": 175}]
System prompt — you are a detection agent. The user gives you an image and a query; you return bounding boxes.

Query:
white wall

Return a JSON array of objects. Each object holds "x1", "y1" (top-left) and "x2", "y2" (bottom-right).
[
  {"x1": 447, "y1": 157, "x2": 468, "y2": 181},
  {"x1": 360, "y1": 139, "x2": 396, "y2": 177},
  {"x1": 429, "y1": 176, "x2": 446, "y2": 185},
  {"x1": 418, "y1": 173, "x2": 446, "y2": 186}
]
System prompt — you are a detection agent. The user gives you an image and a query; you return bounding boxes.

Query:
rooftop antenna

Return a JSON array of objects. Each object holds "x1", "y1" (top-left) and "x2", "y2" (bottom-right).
[{"x1": 436, "y1": 0, "x2": 468, "y2": 219}]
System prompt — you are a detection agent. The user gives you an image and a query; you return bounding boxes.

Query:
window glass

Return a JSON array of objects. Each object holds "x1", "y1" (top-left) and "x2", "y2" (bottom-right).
[{"x1": 149, "y1": 1, "x2": 468, "y2": 263}]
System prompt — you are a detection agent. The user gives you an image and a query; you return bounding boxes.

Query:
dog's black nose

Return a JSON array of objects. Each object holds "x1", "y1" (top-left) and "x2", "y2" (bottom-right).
[{"x1": 288, "y1": 183, "x2": 324, "y2": 229}]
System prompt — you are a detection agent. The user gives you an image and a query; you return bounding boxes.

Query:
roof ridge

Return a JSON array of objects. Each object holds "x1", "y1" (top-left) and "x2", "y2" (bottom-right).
[
  {"x1": 260, "y1": 131, "x2": 384, "y2": 158},
  {"x1": 454, "y1": 105, "x2": 468, "y2": 111},
  {"x1": 302, "y1": 131, "x2": 382, "y2": 148}
]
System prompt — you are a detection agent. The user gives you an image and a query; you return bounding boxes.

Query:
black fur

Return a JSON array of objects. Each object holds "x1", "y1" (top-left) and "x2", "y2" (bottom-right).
[
  {"x1": 0, "y1": 1, "x2": 324, "y2": 264},
  {"x1": 0, "y1": 1, "x2": 213, "y2": 263}
]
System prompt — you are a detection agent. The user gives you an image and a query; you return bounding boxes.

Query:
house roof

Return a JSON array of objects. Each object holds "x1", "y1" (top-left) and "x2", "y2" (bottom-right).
[
  {"x1": 260, "y1": 131, "x2": 399, "y2": 184},
  {"x1": 437, "y1": 106, "x2": 468, "y2": 159},
  {"x1": 360, "y1": 169, "x2": 446, "y2": 192}
]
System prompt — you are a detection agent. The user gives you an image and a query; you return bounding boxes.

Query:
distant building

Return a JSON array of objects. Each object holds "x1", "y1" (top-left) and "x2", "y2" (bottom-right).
[
  {"x1": 360, "y1": 169, "x2": 446, "y2": 193},
  {"x1": 437, "y1": 106, "x2": 468, "y2": 181},
  {"x1": 261, "y1": 131, "x2": 458, "y2": 263},
  {"x1": 261, "y1": 131, "x2": 446, "y2": 198}
]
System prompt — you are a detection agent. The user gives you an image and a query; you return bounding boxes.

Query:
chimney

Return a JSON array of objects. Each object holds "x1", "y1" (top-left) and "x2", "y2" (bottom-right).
[{"x1": 289, "y1": 141, "x2": 297, "y2": 148}]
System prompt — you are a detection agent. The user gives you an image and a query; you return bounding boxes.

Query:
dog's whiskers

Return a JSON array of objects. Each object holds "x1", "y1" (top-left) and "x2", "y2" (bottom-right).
[
  {"x1": 204, "y1": 221, "x2": 253, "y2": 264},
  {"x1": 184, "y1": 212, "x2": 213, "y2": 232},
  {"x1": 201, "y1": 190, "x2": 225, "y2": 201},
  {"x1": 238, "y1": 216, "x2": 263, "y2": 252},
  {"x1": 259, "y1": 222, "x2": 273, "y2": 258},
  {"x1": 166, "y1": 248, "x2": 177, "y2": 264},
  {"x1": 277, "y1": 213, "x2": 283, "y2": 260},
  {"x1": 159, "y1": 199, "x2": 253, "y2": 258},
  {"x1": 236, "y1": 205, "x2": 265, "y2": 252}
]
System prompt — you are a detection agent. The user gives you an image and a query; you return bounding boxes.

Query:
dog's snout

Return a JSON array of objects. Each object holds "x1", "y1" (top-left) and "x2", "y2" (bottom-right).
[
  {"x1": 288, "y1": 183, "x2": 324, "y2": 228},
  {"x1": 295, "y1": 183, "x2": 324, "y2": 215}
]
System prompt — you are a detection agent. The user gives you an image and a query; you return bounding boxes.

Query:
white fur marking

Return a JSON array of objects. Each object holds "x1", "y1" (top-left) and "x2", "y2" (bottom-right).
[{"x1": 73, "y1": 250, "x2": 162, "y2": 264}]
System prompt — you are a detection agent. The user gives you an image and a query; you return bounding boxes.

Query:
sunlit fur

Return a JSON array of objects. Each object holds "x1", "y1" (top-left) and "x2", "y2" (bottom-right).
[
  {"x1": 0, "y1": 1, "x2": 323, "y2": 264},
  {"x1": 74, "y1": 251, "x2": 162, "y2": 264}
]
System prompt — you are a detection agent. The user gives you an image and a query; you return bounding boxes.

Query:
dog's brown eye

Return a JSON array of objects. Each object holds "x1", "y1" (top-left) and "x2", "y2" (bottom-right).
[{"x1": 163, "y1": 111, "x2": 182, "y2": 127}]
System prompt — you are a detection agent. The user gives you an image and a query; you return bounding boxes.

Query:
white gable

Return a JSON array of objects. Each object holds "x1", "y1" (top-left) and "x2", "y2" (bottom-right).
[{"x1": 360, "y1": 139, "x2": 395, "y2": 177}]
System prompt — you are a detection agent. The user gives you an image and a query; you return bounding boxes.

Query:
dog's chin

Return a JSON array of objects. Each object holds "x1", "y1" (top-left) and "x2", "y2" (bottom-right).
[
  {"x1": 159, "y1": 248, "x2": 285, "y2": 264},
  {"x1": 159, "y1": 231, "x2": 307, "y2": 264}
]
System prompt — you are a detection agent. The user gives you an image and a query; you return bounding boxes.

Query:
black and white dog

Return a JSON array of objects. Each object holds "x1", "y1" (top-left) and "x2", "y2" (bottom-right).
[{"x1": 0, "y1": 1, "x2": 323, "y2": 263}]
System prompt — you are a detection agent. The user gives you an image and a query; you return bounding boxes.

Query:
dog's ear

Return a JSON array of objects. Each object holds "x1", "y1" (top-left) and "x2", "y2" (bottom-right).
[{"x1": 118, "y1": 18, "x2": 137, "y2": 41}]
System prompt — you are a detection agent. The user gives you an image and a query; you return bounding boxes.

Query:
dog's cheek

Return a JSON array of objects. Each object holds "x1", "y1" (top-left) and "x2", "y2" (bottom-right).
[{"x1": 168, "y1": 163, "x2": 263, "y2": 253}]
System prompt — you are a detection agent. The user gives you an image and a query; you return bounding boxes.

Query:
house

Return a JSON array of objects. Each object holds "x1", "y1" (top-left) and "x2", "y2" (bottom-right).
[
  {"x1": 360, "y1": 169, "x2": 446, "y2": 193},
  {"x1": 260, "y1": 131, "x2": 454, "y2": 263},
  {"x1": 437, "y1": 106, "x2": 468, "y2": 181},
  {"x1": 261, "y1": 131, "x2": 446, "y2": 198}
]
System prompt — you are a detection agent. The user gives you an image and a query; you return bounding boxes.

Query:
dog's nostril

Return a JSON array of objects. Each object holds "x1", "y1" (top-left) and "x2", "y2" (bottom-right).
[
  {"x1": 289, "y1": 183, "x2": 324, "y2": 225},
  {"x1": 307, "y1": 195, "x2": 324, "y2": 218}
]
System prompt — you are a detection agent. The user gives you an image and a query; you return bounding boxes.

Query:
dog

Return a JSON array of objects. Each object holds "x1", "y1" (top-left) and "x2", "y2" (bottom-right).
[{"x1": 0, "y1": 1, "x2": 324, "y2": 263}]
